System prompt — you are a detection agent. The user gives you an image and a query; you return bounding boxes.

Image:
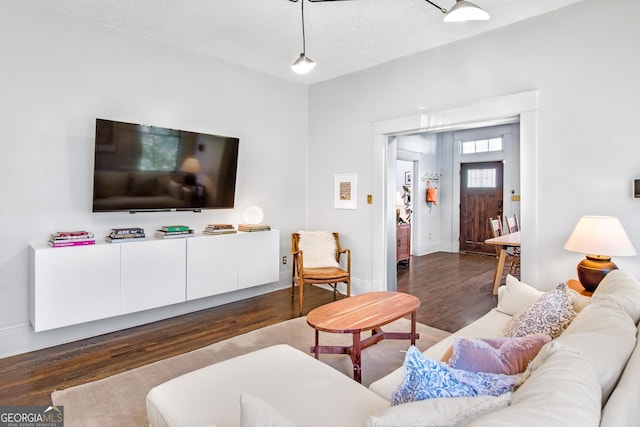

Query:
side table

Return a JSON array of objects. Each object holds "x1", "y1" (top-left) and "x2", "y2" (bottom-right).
[{"x1": 566, "y1": 279, "x2": 593, "y2": 297}]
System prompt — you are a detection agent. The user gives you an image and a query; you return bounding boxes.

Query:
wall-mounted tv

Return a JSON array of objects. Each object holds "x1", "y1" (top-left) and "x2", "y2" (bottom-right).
[{"x1": 92, "y1": 118, "x2": 239, "y2": 213}]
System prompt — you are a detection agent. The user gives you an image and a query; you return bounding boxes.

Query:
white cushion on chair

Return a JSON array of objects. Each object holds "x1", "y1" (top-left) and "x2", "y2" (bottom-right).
[{"x1": 297, "y1": 231, "x2": 340, "y2": 268}]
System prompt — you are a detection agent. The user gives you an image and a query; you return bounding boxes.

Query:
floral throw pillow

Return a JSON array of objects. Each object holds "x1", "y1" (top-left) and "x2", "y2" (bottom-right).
[
  {"x1": 503, "y1": 283, "x2": 577, "y2": 339},
  {"x1": 391, "y1": 346, "x2": 521, "y2": 405}
]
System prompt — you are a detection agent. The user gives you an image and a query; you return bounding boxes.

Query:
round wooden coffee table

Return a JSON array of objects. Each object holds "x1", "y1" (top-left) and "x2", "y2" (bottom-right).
[{"x1": 306, "y1": 291, "x2": 421, "y2": 383}]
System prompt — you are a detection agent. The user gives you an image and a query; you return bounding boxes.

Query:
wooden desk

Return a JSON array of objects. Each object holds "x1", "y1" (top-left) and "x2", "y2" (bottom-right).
[
  {"x1": 485, "y1": 231, "x2": 521, "y2": 295},
  {"x1": 306, "y1": 292, "x2": 420, "y2": 383}
]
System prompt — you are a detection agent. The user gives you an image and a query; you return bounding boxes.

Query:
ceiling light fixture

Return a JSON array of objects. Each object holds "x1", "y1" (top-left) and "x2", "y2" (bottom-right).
[
  {"x1": 424, "y1": 0, "x2": 490, "y2": 22},
  {"x1": 298, "y1": 0, "x2": 489, "y2": 23},
  {"x1": 291, "y1": 0, "x2": 316, "y2": 74}
]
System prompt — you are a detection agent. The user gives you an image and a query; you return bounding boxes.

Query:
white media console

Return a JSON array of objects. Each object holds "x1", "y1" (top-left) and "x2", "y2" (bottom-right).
[{"x1": 29, "y1": 230, "x2": 280, "y2": 332}]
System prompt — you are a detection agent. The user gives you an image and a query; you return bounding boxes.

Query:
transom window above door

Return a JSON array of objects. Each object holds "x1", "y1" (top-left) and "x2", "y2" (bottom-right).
[
  {"x1": 467, "y1": 168, "x2": 497, "y2": 188},
  {"x1": 461, "y1": 137, "x2": 503, "y2": 155}
]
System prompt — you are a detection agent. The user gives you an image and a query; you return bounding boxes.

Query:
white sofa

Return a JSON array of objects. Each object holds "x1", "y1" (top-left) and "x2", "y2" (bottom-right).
[{"x1": 146, "y1": 270, "x2": 640, "y2": 427}]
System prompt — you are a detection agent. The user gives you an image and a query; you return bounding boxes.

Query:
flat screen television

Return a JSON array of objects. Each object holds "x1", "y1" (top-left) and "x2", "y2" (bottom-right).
[{"x1": 92, "y1": 118, "x2": 239, "y2": 213}]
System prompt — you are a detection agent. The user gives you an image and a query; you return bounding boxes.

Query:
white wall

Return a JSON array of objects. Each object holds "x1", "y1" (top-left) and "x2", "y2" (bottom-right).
[
  {"x1": 0, "y1": 1, "x2": 308, "y2": 356},
  {"x1": 308, "y1": 0, "x2": 640, "y2": 292}
]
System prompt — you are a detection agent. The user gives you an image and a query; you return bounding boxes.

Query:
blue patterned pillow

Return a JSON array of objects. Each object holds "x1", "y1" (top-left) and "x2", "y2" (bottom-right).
[{"x1": 392, "y1": 346, "x2": 521, "y2": 405}]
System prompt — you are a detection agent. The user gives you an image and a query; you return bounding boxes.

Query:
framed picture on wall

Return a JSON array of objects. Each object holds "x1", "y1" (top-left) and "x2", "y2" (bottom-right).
[
  {"x1": 405, "y1": 171, "x2": 412, "y2": 186},
  {"x1": 334, "y1": 173, "x2": 357, "y2": 209}
]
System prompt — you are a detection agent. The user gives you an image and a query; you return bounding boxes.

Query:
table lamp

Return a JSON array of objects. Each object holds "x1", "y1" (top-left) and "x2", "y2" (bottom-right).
[{"x1": 564, "y1": 215, "x2": 637, "y2": 292}]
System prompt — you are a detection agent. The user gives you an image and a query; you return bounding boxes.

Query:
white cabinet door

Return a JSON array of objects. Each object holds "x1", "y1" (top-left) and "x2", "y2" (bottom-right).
[
  {"x1": 120, "y1": 239, "x2": 186, "y2": 314},
  {"x1": 29, "y1": 244, "x2": 121, "y2": 332},
  {"x1": 186, "y1": 234, "x2": 239, "y2": 300},
  {"x1": 237, "y1": 230, "x2": 280, "y2": 289}
]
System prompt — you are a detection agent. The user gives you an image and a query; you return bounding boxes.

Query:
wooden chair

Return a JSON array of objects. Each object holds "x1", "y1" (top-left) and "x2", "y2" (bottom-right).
[
  {"x1": 505, "y1": 214, "x2": 520, "y2": 233},
  {"x1": 489, "y1": 217, "x2": 520, "y2": 275},
  {"x1": 291, "y1": 231, "x2": 351, "y2": 315},
  {"x1": 504, "y1": 214, "x2": 521, "y2": 258}
]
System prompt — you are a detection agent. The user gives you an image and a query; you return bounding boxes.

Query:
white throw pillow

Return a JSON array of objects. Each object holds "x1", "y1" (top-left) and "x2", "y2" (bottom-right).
[
  {"x1": 240, "y1": 393, "x2": 297, "y2": 427},
  {"x1": 366, "y1": 393, "x2": 512, "y2": 427},
  {"x1": 498, "y1": 275, "x2": 591, "y2": 315},
  {"x1": 496, "y1": 275, "x2": 544, "y2": 316},
  {"x1": 297, "y1": 231, "x2": 340, "y2": 268}
]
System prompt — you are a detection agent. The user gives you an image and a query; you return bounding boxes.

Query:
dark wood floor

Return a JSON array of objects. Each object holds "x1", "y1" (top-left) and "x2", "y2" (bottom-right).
[{"x1": 0, "y1": 251, "x2": 499, "y2": 406}]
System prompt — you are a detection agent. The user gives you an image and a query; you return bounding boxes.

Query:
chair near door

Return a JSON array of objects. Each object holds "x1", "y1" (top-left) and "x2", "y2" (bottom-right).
[
  {"x1": 504, "y1": 214, "x2": 521, "y2": 257},
  {"x1": 291, "y1": 231, "x2": 351, "y2": 315},
  {"x1": 489, "y1": 217, "x2": 520, "y2": 275},
  {"x1": 505, "y1": 214, "x2": 520, "y2": 233}
]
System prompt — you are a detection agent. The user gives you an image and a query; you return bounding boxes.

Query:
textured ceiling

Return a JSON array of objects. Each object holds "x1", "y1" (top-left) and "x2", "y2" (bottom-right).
[{"x1": 23, "y1": 0, "x2": 581, "y2": 85}]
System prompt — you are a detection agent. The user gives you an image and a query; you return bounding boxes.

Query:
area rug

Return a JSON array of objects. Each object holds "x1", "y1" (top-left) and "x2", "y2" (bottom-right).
[{"x1": 52, "y1": 316, "x2": 450, "y2": 427}]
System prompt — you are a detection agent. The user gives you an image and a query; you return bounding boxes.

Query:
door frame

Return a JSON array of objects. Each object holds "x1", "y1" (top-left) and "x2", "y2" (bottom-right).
[{"x1": 372, "y1": 91, "x2": 539, "y2": 293}]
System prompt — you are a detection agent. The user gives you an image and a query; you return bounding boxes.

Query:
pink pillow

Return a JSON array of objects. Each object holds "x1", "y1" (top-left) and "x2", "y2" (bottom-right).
[{"x1": 448, "y1": 334, "x2": 551, "y2": 375}]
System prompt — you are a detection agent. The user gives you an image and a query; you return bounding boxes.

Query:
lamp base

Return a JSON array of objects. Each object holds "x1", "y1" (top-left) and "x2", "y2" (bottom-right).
[{"x1": 577, "y1": 255, "x2": 618, "y2": 292}]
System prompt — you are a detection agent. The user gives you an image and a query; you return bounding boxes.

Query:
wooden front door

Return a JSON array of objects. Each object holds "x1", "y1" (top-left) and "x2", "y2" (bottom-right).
[{"x1": 460, "y1": 161, "x2": 504, "y2": 254}]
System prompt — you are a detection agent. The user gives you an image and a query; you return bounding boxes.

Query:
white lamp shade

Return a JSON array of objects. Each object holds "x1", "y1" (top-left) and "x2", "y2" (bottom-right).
[
  {"x1": 444, "y1": 0, "x2": 490, "y2": 22},
  {"x1": 243, "y1": 206, "x2": 264, "y2": 225},
  {"x1": 564, "y1": 215, "x2": 637, "y2": 257},
  {"x1": 180, "y1": 158, "x2": 200, "y2": 173},
  {"x1": 291, "y1": 53, "x2": 316, "y2": 74}
]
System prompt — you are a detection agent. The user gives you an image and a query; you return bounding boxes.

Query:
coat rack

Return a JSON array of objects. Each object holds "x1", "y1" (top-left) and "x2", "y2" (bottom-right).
[{"x1": 420, "y1": 172, "x2": 440, "y2": 183}]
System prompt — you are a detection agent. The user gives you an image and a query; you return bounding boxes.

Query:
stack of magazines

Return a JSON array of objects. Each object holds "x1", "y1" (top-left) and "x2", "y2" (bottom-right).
[
  {"x1": 203, "y1": 224, "x2": 237, "y2": 235},
  {"x1": 105, "y1": 227, "x2": 146, "y2": 243},
  {"x1": 154, "y1": 225, "x2": 195, "y2": 239},
  {"x1": 238, "y1": 223, "x2": 271, "y2": 232},
  {"x1": 49, "y1": 231, "x2": 96, "y2": 248}
]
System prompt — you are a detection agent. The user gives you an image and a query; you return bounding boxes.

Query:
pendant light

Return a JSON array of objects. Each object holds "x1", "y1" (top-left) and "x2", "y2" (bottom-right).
[
  {"x1": 424, "y1": 0, "x2": 489, "y2": 22},
  {"x1": 292, "y1": 0, "x2": 315, "y2": 74}
]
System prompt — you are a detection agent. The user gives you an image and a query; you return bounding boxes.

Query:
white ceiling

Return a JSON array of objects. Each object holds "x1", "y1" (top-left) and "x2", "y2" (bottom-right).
[{"x1": 23, "y1": 0, "x2": 581, "y2": 85}]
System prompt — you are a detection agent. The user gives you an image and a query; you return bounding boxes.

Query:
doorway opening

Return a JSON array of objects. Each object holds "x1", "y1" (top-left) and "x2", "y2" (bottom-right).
[{"x1": 372, "y1": 91, "x2": 538, "y2": 292}]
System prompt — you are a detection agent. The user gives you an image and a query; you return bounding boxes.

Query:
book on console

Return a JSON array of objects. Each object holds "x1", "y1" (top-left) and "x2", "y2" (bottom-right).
[
  {"x1": 155, "y1": 229, "x2": 194, "y2": 236},
  {"x1": 160, "y1": 225, "x2": 190, "y2": 232},
  {"x1": 50, "y1": 231, "x2": 95, "y2": 241},
  {"x1": 105, "y1": 235, "x2": 146, "y2": 243},
  {"x1": 109, "y1": 227, "x2": 144, "y2": 237},
  {"x1": 206, "y1": 223, "x2": 234, "y2": 230},
  {"x1": 49, "y1": 239, "x2": 96, "y2": 248},
  {"x1": 238, "y1": 224, "x2": 271, "y2": 232},
  {"x1": 203, "y1": 228, "x2": 237, "y2": 235},
  {"x1": 154, "y1": 229, "x2": 195, "y2": 239},
  {"x1": 107, "y1": 233, "x2": 146, "y2": 240}
]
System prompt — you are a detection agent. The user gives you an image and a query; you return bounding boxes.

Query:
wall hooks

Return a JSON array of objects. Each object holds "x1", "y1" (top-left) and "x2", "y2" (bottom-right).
[{"x1": 420, "y1": 172, "x2": 440, "y2": 182}]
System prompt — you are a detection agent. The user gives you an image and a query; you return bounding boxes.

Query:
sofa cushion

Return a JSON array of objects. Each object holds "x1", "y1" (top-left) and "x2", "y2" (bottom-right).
[
  {"x1": 600, "y1": 322, "x2": 640, "y2": 427},
  {"x1": 366, "y1": 393, "x2": 512, "y2": 427},
  {"x1": 240, "y1": 393, "x2": 296, "y2": 427},
  {"x1": 146, "y1": 344, "x2": 389, "y2": 427},
  {"x1": 391, "y1": 347, "x2": 520, "y2": 405},
  {"x1": 503, "y1": 283, "x2": 576, "y2": 339},
  {"x1": 369, "y1": 309, "x2": 511, "y2": 401},
  {"x1": 448, "y1": 334, "x2": 551, "y2": 375},
  {"x1": 549, "y1": 298, "x2": 637, "y2": 405},
  {"x1": 467, "y1": 349, "x2": 601, "y2": 427},
  {"x1": 592, "y1": 269, "x2": 640, "y2": 324}
]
